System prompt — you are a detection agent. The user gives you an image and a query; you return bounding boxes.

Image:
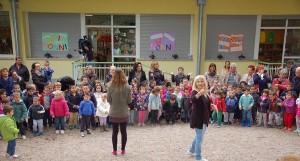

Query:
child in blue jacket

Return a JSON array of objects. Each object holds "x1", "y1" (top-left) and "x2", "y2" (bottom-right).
[
  {"x1": 79, "y1": 93, "x2": 95, "y2": 137},
  {"x1": 224, "y1": 90, "x2": 238, "y2": 125},
  {"x1": 257, "y1": 89, "x2": 270, "y2": 127}
]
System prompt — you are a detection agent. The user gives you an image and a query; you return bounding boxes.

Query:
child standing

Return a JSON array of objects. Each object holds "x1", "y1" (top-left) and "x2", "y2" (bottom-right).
[
  {"x1": 281, "y1": 91, "x2": 296, "y2": 132},
  {"x1": 79, "y1": 93, "x2": 96, "y2": 137},
  {"x1": 250, "y1": 86, "x2": 259, "y2": 124},
  {"x1": 224, "y1": 90, "x2": 238, "y2": 125},
  {"x1": 10, "y1": 92, "x2": 27, "y2": 139},
  {"x1": 148, "y1": 86, "x2": 162, "y2": 127},
  {"x1": 23, "y1": 85, "x2": 37, "y2": 131},
  {"x1": 173, "y1": 86, "x2": 182, "y2": 121},
  {"x1": 94, "y1": 85, "x2": 103, "y2": 100},
  {"x1": 0, "y1": 106, "x2": 20, "y2": 158},
  {"x1": 295, "y1": 94, "x2": 300, "y2": 135},
  {"x1": 257, "y1": 89, "x2": 270, "y2": 127},
  {"x1": 27, "y1": 97, "x2": 45, "y2": 136},
  {"x1": 239, "y1": 87, "x2": 254, "y2": 127},
  {"x1": 50, "y1": 91, "x2": 69, "y2": 134},
  {"x1": 42, "y1": 60, "x2": 54, "y2": 83},
  {"x1": 181, "y1": 88, "x2": 192, "y2": 123},
  {"x1": 163, "y1": 94, "x2": 179, "y2": 125},
  {"x1": 65, "y1": 85, "x2": 82, "y2": 130},
  {"x1": 212, "y1": 90, "x2": 226, "y2": 128},
  {"x1": 268, "y1": 91, "x2": 283, "y2": 128},
  {"x1": 136, "y1": 86, "x2": 148, "y2": 127},
  {"x1": 40, "y1": 85, "x2": 52, "y2": 127},
  {"x1": 96, "y1": 93, "x2": 110, "y2": 132}
]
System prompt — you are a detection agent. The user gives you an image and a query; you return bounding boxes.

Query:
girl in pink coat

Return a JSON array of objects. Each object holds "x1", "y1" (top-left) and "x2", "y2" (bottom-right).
[{"x1": 50, "y1": 91, "x2": 69, "y2": 135}]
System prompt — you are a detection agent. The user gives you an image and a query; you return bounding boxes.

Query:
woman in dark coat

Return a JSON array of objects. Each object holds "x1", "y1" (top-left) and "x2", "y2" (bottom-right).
[
  {"x1": 128, "y1": 62, "x2": 146, "y2": 86},
  {"x1": 148, "y1": 61, "x2": 164, "y2": 86},
  {"x1": 188, "y1": 75, "x2": 213, "y2": 161},
  {"x1": 31, "y1": 62, "x2": 48, "y2": 94}
]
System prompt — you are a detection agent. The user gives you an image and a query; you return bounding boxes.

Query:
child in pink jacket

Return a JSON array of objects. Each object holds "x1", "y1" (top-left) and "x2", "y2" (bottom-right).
[
  {"x1": 50, "y1": 91, "x2": 69, "y2": 135},
  {"x1": 281, "y1": 92, "x2": 296, "y2": 132}
]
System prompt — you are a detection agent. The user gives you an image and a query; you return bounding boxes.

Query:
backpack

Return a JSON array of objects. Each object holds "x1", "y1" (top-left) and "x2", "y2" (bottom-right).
[{"x1": 225, "y1": 96, "x2": 238, "y2": 112}]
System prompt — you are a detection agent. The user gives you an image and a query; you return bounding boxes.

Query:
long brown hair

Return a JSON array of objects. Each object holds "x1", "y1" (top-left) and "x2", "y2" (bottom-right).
[{"x1": 110, "y1": 68, "x2": 127, "y2": 90}]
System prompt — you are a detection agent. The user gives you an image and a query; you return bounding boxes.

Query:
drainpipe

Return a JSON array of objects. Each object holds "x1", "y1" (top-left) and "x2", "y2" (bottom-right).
[
  {"x1": 196, "y1": 0, "x2": 206, "y2": 75},
  {"x1": 10, "y1": 0, "x2": 20, "y2": 57}
]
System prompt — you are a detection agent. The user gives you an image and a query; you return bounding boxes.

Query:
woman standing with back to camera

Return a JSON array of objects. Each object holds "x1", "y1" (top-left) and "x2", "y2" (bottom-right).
[
  {"x1": 188, "y1": 75, "x2": 213, "y2": 161},
  {"x1": 107, "y1": 68, "x2": 132, "y2": 155}
]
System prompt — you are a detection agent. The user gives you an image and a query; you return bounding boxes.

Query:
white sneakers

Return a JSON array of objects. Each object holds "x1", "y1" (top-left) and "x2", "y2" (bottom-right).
[
  {"x1": 60, "y1": 130, "x2": 65, "y2": 135},
  {"x1": 55, "y1": 130, "x2": 59, "y2": 134},
  {"x1": 142, "y1": 123, "x2": 146, "y2": 127},
  {"x1": 6, "y1": 154, "x2": 19, "y2": 158},
  {"x1": 81, "y1": 132, "x2": 85, "y2": 137},
  {"x1": 21, "y1": 135, "x2": 26, "y2": 140}
]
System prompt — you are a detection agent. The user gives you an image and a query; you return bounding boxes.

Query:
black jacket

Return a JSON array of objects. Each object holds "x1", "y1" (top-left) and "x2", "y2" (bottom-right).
[
  {"x1": 163, "y1": 100, "x2": 179, "y2": 114},
  {"x1": 181, "y1": 96, "x2": 192, "y2": 111},
  {"x1": 128, "y1": 70, "x2": 147, "y2": 85},
  {"x1": 9, "y1": 63, "x2": 30, "y2": 82},
  {"x1": 24, "y1": 94, "x2": 38, "y2": 110},
  {"x1": 65, "y1": 92, "x2": 83, "y2": 112},
  {"x1": 292, "y1": 76, "x2": 300, "y2": 96},
  {"x1": 32, "y1": 72, "x2": 48, "y2": 94},
  {"x1": 149, "y1": 70, "x2": 164, "y2": 85},
  {"x1": 171, "y1": 74, "x2": 190, "y2": 86},
  {"x1": 28, "y1": 105, "x2": 45, "y2": 120},
  {"x1": 190, "y1": 90, "x2": 210, "y2": 129},
  {"x1": 289, "y1": 64, "x2": 300, "y2": 82}
]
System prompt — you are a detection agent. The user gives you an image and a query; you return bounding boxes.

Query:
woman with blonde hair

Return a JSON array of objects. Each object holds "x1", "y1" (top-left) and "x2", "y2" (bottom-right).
[
  {"x1": 107, "y1": 68, "x2": 132, "y2": 155},
  {"x1": 188, "y1": 75, "x2": 213, "y2": 161},
  {"x1": 149, "y1": 61, "x2": 164, "y2": 85}
]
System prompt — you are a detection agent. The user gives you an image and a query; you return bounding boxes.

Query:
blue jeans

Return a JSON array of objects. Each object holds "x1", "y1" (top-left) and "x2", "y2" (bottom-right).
[
  {"x1": 183, "y1": 110, "x2": 190, "y2": 121},
  {"x1": 6, "y1": 139, "x2": 16, "y2": 156},
  {"x1": 189, "y1": 124, "x2": 207, "y2": 160},
  {"x1": 54, "y1": 117, "x2": 65, "y2": 130},
  {"x1": 242, "y1": 109, "x2": 252, "y2": 122}
]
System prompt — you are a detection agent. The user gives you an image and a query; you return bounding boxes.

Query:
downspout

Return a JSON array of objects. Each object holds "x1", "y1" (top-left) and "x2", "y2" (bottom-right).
[
  {"x1": 10, "y1": 0, "x2": 20, "y2": 56},
  {"x1": 196, "y1": 0, "x2": 206, "y2": 75}
]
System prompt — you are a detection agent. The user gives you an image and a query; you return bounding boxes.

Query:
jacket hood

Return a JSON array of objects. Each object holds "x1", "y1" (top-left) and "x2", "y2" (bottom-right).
[
  {"x1": 53, "y1": 97, "x2": 64, "y2": 102},
  {"x1": 0, "y1": 114, "x2": 8, "y2": 128},
  {"x1": 11, "y1": 100, "x2": 24, "y2": 104}
]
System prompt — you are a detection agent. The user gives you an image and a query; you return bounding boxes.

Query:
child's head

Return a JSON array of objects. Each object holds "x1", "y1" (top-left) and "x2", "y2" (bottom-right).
[
  {"x1": 227, "y1": 85, "x2": 233, "y2": 91},
  {"x1": 215, "y1": 90, "x2": 223, "y2": 98},
  {"x1": 29, "y1": 84, "x2": 37, "y2": 93},
  {"x1": 178, "y1": 67, "x2": 184, "y2": 74},
  {"x1": 286, "y1": 82, "x2": 293, "y2": 91},
  {"x1": 179, "y1": 83, "x2": 184, "y2": 91},
  {"x1": 13, "y1": 84, "x2": 20, "y2": 91},
  {"x1": 26, "y1": 85, "x2": 34, "y2": 96},
  {"x1": 0, "y1": 68, "x2": 9, "y2": 78},
  {"x1": 152, "y1": 86, "x2": 161, "y2": 95},
  {"x1": 1, "y1": 97, "x2": 10, "y2": 106},
  {"x1": 94, "y1": 79, "x2": 101, "y2": 87},
  {"x1": 213, "y1": 80, "x2": 219, "y2": 87},
  {"x1": 150, "y1": 80, "x2": 156, "y2": 87},
  {"x1": 269, "y1": 91, "x2": 276, "y2": 99},
  {"x1": 83, "y1": 93, "x2": 91, "y2": 101},
  {"x1": 174, "y1": 86, "x2": 180, "y2": 93},
  {"x1": 44, "y1": 60, "x2": 50, "y2": 67},
  {"x1": 229, "y1": 90, "x2": 236, "y2": 98},
  {"x1": 83, "y1": 85, "x2": 90, "y2": 94},
  {"x1": 262, "y1": 89, "x2": 269, "y2": 97},
  {"x1": 54, "y1": 82, "x2": 62, "y2": 91},
  {"x1": 43, "y1": 85, "x2": 50, "y2": 95},
  {"x1": 244, "y1": 87, "x2": 250, "y2": 95},
  {"x1": 285, "y1": 91, "x2": 292, "y2": 99},
  {"x1": 82, "y1": 76, "x2": 89, "y2": 85},
  {"x1": 3, "y1": 105, "x2": 14, "y2": 116},
  {"x1": 69, "y1": 85, "x2": 77, "y2": 93},
  {"x1": 95, "y1": 85, "x2": 103, "y2": 93},
  {"x1": 0, "y1": 89, "x2": 6, "y2": 99},
  {"x1": 167, "y1": 86, "x2": 173, "y2": 94},
  {"x1": 33, "y1": 96, "x2": 40, "y2": 106},
  {"x1": 101, "y1": 93, "x2": 107, "y2": 102},
  {"x1": 250, "y1": 85, "x2": 257, "y2": 93},
  {"x1": 183, "y1": 78, "x2": 189, "y2": 86},
  {"x1": 170, "y1": 94, "x2": 177, "y2": 104},
  {"x1": 237, "y1": 85, "x2": 243, "y2": 92},
  {"x1": 140, "y1": 86, "x2": 146, "y2": 95},
  {"x1": 13, "y1": 92, "x2": 21, "y2": 103},
  {"x1": 141, "y1": 80, "x2": 149, "y2": 90},
  {"x1": 54, "y1": 91, "x2": 64, "y2": 99},
  {"x1": 184, "y1": 88, "x2": 189, "y2": 96},
  {"x1": 240, "y1": 81, "x2": 247, "y2": 87},
  {"x1": 48, "y1": 84, "x2": 54, "y2": 93}
]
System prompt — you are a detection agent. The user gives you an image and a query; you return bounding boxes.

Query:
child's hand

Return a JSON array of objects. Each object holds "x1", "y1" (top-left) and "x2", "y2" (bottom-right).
[
  {"x1": 148, "y1": 109, "x2": 151, "y2": 112},
  {"x1": 223, "y1": 112, "x2": 227, "y2": 115},
  {"x1": 51, "y1": 115, "x2": 55, "y2": 118},
  {"x1": 248, "y1": 106, "x2": 252, "y2": 109},
  {"x1": 239, "y1": 107, "x2": 242, "y2": 110},
  {"x1": 277, "y1": 102, "x2": 282, "y2": 106},
  {"x1": 260, "y1": 102, "x2": 263, "y2": 106},
  {"x1": 27, "y1": 117, "x2": 30, "y2": 120},
  {"x1": 79, "y1": 116, "x2": 82, "y2": 119}
]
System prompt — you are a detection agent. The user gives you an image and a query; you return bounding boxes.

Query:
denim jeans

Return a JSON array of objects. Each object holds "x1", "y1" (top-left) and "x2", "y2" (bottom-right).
[
  {"x1": 242, "y1": 109, "x2": 252, "y2": 122},
  {"x1": 189, "y1": 124, "x2": 207, "y2": 160},
  {"x1": 6, "y1": 139, "x2": 16, "y2": 156},
  {"x1": 183, "y1": 109, "x2": 190, "y2": 121},
  {"x1": 54, "y1": 117, "x2": 65, "y2": 130}
]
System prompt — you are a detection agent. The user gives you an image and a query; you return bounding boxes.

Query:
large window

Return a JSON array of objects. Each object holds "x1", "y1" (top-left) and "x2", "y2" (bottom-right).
[
  {"x1": 85, "y1": 15, "x2": 136, "y2": 63},
  {"x1": 0, "y1": 11, "x2": 13, "y2": 55}
]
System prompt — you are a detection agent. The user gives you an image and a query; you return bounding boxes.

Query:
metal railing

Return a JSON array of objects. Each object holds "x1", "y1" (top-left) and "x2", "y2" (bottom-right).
[{"x1": 258, "y1": 61, "x2": 284, "y2": 80}]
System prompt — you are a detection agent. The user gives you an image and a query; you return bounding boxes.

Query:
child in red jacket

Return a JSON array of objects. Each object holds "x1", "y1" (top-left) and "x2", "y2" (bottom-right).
[
  {"x1": 212, "y1": 90, "x2": 226, "y2": 128},
  {"x1": 50, "y1": 91, "x2": 69, "y2": 135}
]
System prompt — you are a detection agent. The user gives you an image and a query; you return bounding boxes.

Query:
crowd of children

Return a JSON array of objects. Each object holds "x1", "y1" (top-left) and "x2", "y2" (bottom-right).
[{"x1": 0, "y1": 61, "x2": 300, "y2": 158}]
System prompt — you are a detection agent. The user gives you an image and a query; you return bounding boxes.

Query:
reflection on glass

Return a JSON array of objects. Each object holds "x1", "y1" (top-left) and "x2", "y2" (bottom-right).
[
  {"x1": 114, "y1": 58, "x2": 135, "y2": 63},
  {"x1": 0, "y1": 11, "x2": 13, "y2": 55},
  {"x1": 285, "y1": 29, "x2": 300, "y2": 56},
  {"x1": 113, "y1": 28, "x2": 136, "y2": 56},
  {"x1": 261, "y1": 19, "x2": 286, "y2": 27},
  {"x1": 113, "y1": 15, "x2": 135, "y2": 26},
  {"x1": 85, "y1": 15, "x2": 111, "y2": 26},
  {"x1": 87, "y1": 28, "x2": 112, "y2": 62},
  {"x1": 288, "y1": 19, "x2": 300, "y2": 27}
]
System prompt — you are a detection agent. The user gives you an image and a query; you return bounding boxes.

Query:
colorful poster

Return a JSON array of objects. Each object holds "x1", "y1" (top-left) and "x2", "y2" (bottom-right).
[
  {"x1": 150, "y1": 32, "x2": 175, "y2": 51},
  {"x1": 42, "y1": 33, "x2": 68, "y2": 51},
  {"x1": 218, "y1": 33, "x2": 244, "y2": 52}
]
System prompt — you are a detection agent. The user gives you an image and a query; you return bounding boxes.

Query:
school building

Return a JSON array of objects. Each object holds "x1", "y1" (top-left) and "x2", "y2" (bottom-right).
[{"x1": 0, "y1": 0, "x2": 300, "y2": 80}]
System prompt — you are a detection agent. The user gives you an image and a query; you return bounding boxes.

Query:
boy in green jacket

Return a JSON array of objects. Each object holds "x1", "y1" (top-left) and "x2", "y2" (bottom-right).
[
  {"x1": 10, "y1": 92, "x2": 27, "y2": 139},
  {"x1": 0, "y1": 105, "x2": 20, "y2": 158}
]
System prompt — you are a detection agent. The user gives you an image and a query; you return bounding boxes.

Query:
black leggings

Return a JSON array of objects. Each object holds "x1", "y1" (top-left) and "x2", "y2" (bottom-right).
[{"x1": 112, "y1": 122, "x2": 127, "y2": 151}]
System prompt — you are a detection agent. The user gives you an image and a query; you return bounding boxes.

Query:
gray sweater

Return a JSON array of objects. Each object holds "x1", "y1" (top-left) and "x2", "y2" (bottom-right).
[{"x1": 107, "y1": 85, "x2": 132, "y2": 118}]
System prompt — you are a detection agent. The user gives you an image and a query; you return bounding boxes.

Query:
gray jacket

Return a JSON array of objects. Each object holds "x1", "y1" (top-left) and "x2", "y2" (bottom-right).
[{"x1": 107, "y1": 85, "x2": 132, "y2": 118}]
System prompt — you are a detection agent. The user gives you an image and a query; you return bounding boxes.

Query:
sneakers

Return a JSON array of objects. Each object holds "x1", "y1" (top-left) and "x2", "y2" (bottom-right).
[
  {"x1": 187, "y1": 150, "x2": 195, "y2": 157},
  {"x1": 60, "y1": 130, "x2": 65, "y2": 135},
  {"x1": 39, "y1": 132, "x2": 43, "y2": 136},
  {"x1": 217, "y1": 125, "x2": 221, "y2": 128},
  {"x1": 112, "y1": 150, "x2": 117, "y2": 155},
  {"x1": 21, "y1": 135, "x2": 26, "y2": 140},
  {"x1": 287, "y1": 128, "x2": 292, "y2": 132},
  {"x1": 55, "y1": 130, "x2": 60, "y2": 134},
  {"x1": 267, "y1": 124, "x2": 273, "y2": 128},
  {"x1": 293, "y1": 129, "x2": 299, "y2": 133},
  {"x1": 121, "y1": 150, "x2": 126, "y2": 155},
  {"x1": 33, "y1": 131, "x2": 37, "y2": 137},
  {"x1": 81, "y1": 132, "x2": 85, "y2": 137},
  {"x1": 223, "y1": 122, "x2": 228, "y2": 125},
  {"x1": 69, "y1": 125, "x2": 74, "y2": 130},
  {"x1": 87, "y1": 130, "x2": 92, "y2": 135},
  {"x1": 282, "y1": 127, "x2": 288, "y2": 131},
  {"x1": 137, "y1": 123, "x2": 141, "y2": 127},
  {"x1": 6, "y1": 154, "x2": 19, "y2": 158},
  {"x1": 141, "y1": 123, "x2": 146, "y2": 127},
  {"x1": 199, "y1": 158, "x2": 208, "y2": 161}
]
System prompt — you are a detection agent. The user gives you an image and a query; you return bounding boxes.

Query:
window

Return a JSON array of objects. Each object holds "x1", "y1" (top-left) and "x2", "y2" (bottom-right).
[
  {"x1": 0, "y1": 11, "x2": 13, "y2": 55},
  {"x1": 85, "y1": 15, "x2": 111, "y2": 26},
  {"x1": 285, "y1": 29, "x2": 300, "y2": 57},
  {"x1": 261, "y1": 19, "x2": 286, "y2": 27}
]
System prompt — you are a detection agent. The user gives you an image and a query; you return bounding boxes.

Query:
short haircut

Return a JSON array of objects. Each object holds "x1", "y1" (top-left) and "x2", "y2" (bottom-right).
[
  {"x1": 244, "y1": 87, "x2": 250, "y2": 92},
  {"x1": 44, "y1": 85, "x2": 50, "y2": 90},
  {"x1": 13, "y1": 84, "x2": 20, "y2": 87},
  {"x1": 33, "y1": 96, "x2": 40, "y2": 101},
  {"x1": 240, "y1": 81, "x2": 247, "y2": 86},
  {"x1": 26, "y1": 85, "x2": 34, "y2": 91},
  {"x1": 15, "y1": 56, "x2": 21, "y2": 60},
  {"x1": 269, "y1": 91, "x2": 276, "y2": 96},
  {"x1": 69, "y1": 84, "x2": 76, "y2": 89},
  {"x1": 286, "y1": 91, "x2": 293, "y2": 96},
  {"x1": 262, "y1": 89, "x2": 269, "y2": 95},
  {"x1": 170, "y1": 94, "x2": 177, "y2": 100},
  {"x1": 215, "y1": 90, "x2": 224, "y2": 96},
  {"x1": 150, "y1": 79, "x2": 156, "y2": 84},
  {"x1": 1, "y1": 97, "x2": 10, "y2": 104},
  {"x1": 286, "y1": 82, "x2": 294, "y2": 87},
  {"x1": 152, "y1": 86, "x2": 161, "y2": 93},
  {"x1": 84, "y1": 93, "x2": 90, "y2": 97},
  {"x1": 178, "y1": 67, "x2": 184, "y2": 71},
  {"x1": 0, "y1": 89, "x2": 6, "y2": 95},
  {"x1": 54, "y1": 82, "x2": 61, "y2": 86},
  {"x1": 184, "y1": 88, "x2": 189, "y2": 92},
  {"x1": 13, "y1": 92, "x2": 20, "y2": 97},
  {"x1": 3, "y1": 105, "x2": 13, "y2": 115}
]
